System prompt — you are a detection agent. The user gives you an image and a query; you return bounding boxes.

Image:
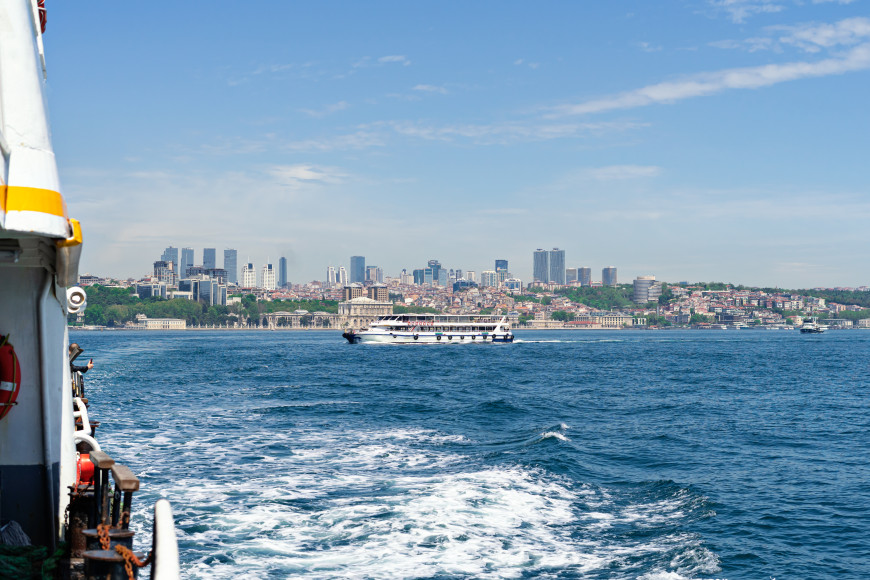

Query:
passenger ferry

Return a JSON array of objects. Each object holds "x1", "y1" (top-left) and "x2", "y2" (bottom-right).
[{"x1": 343, "y1": 314, "x2": 514, "y2": 344}]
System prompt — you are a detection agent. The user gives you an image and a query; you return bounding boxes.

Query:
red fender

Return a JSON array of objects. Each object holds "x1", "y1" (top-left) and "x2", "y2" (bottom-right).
[{"x1": 0, "y1": 337, "x2": 22, "y2": 421}]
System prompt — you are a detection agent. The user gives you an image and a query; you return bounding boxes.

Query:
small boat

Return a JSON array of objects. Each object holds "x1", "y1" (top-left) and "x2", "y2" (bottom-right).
[
  {"x1": 343, "y1": 314, "x2": 514, "y2": 344},
  {"x1": 799, "y1": 317, "x2": 827, "y2": 334}
]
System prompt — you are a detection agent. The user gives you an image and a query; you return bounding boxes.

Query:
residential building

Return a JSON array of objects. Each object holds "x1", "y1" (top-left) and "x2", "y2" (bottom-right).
[
  {"x1": 153, "y1": 260, "x2": 176, "y2": 285},
  {"x1": 261, "y1": 263, "x2": 276, "y2": 290},
  {"x1": 566, "y1": 268, "x2": 578, "y2": 284},
  {"x1": 242, "y1": 262, "x2": 257, "y2": 287},
  {"x1": 350, "y1": 256, "x2": 366, "y2": 284},
  {"x1": 338, "y1": 266, "x2": 348, "y2": 285},
  {"x1": 368, "y1": 284, "x2": 389, "y2": 302},
  {"x1": 533, "y1": 249, "x2": 549, "y2": 283},
  {"x1": 481, "y1": 270, "x2": 498, "y2": 288},
  {"x1": 224, "y1": 249, "x2": 238, "y2": 284},
  {"x1": 602, "y1": 267, "x2": 618, "y2": 287},
  {"x1": 326, "y1": 266, "x2": 337, "y2": 287},
  {"x1": 343, "y1": 284, "x2": 364, "y2": 300}
]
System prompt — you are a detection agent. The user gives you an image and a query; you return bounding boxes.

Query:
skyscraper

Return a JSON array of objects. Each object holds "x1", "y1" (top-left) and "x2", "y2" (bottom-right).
[
  {"x1": 338, "y1": 266, "x2": 347, "y2": 285},
  {"x1": 533, "y1": 249, "x2": 549, "y2": 283},
  {"x1": 326, "y1": 266, "x2": 337, "y2": 287},
  {"x1": 278, "y1": 257, "x2": 287, "y2": 288},
  {"x1": 579, "y1": 267, "x2": 592, "y2": 286},
  {"x1": 481, "y1": 270, "x2": 498, "y2": 288},
  {"x1": 602, "y1": 266, "x2": 618, "y2": 286},
  {"x1": 261, "y1": 263, "x2": 276, "y2": 290},
  {"x1": 242, "y1": 262, "x2": 256, "y2": 287},
  {"x1": 427, "y1": 259, "x2": 442, "y2": 285},
  {"x1": 566, "y1": 268, "x2": 578, "y2": 284},
  {"x1": 224, "y1": 249, "x2": 238, "y2": 284},
  {"x1": 161, "y1": 246, "x2": 179, "y2": 269},
  {"x1": 549, "y1": 248, "x2": 566, "y2": 285},
  {"x1": 350, "y1": 256, "x2": 366, "y2": 284},
  {"x1": 180, "y1": 247, "x2": 194, "y2": 279},
  {"x1": 203, "y1": 248, "x2": 216, "y2": 269},
  {"x1": 495, "y1": 259, "x2": 508, "y2": 273}
]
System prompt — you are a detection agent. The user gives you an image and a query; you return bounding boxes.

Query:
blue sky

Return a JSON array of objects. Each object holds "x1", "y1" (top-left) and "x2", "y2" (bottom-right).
[{"x1": 45, "y1": 1, "x2": 870, "y2": 287}]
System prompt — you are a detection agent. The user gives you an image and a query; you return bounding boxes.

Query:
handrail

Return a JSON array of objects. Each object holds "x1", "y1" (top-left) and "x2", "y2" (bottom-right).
[
  {"x1": 151, "y1": 499, "x2": 180, "y2": 579},
  {"x1": 72, "y1": 396, "x2": 90, "y2": 435},
  {"x1": 73, "y1": 432, "x2": 101, "y2": 452}
]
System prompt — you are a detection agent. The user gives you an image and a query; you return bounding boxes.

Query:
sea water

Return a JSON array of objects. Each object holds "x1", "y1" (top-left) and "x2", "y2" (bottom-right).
[{"x1": 76, "y1": 329, "x2": 870, "y2": 579}]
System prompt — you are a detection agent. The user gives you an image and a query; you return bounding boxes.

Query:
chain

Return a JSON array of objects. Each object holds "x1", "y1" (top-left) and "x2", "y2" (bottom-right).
[
  {"x1": 115, "y1": 545, "x2": 153, "y2": 580},
  {"x1": 96, "y1": 523, "x2": 111, "y2": 550}
]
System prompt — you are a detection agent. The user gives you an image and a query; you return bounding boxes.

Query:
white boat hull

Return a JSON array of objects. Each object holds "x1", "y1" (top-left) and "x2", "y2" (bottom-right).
[{"x1": 344, "y1": 330, "x2": 513, "y2": 344}]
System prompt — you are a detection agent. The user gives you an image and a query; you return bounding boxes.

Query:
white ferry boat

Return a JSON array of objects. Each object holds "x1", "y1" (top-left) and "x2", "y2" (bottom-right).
[
  {"x1": 343, "y1": 314, "x2": 514, "y2": 344},
  {"x1": 799, "y1": 317, "x2": 827, "y2": 334}
]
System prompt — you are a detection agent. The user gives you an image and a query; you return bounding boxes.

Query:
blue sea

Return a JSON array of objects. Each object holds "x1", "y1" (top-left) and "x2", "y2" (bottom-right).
[{"x1": 74, "y1": 329, "x2": 870, "y2": 579}]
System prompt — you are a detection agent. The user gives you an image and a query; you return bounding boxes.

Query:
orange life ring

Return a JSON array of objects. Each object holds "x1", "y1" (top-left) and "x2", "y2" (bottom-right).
[{"x1": 0, "y1": 336, "x2": 22, "y2": 421}]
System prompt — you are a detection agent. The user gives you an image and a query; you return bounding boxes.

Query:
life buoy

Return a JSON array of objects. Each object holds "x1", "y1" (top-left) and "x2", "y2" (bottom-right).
[
  {"x1": 436, "y1": 335, "x2": 442, "y2": 341},
  {"x1": 413, "y1": 335, "x2": 419, "y2": 340},
  {"x1": 447, "y1": 336, "x2": 452, "y2": 340},
  {"x1": 0, "y1": 336, "x2": 22, "y2": 421}
]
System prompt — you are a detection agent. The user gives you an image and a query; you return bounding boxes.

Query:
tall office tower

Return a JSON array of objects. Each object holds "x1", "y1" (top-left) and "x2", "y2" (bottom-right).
[
  {"x1": 224, "y1": 249, "x2": 238, "y2": 284},
  {"x1": 400, "y1": 270, "x2": 414, "y2": 285},
  {"x1": 438, "y1": 270, "x2": 447, "y2": 287},
  {"x1": 366, "y1": 265, "x2": 382, "y2": 284},
  {"x1": 533, "y1": 249, "x2": 549, "y2": 283},
  {"x1": 326, "y1": 266, "x2": 337, "y2": 287},
  {"x1": 261, "y1": 263, "x2": 276, "y2": 290},
  {"x1": 455, "y1": 269, "x2": 463, "y2": 280},
  {"x1": 350, "y1": 256, "x2": 365, "y2": 283},
  {"x1": 579, "y1": 267, "x2": 592, "y2": 286},
  {"x1": 278, "y1": 257, "x2": 288, "y2": 288},
  {"x1": 424, "y1": 268, "x2": 434, "y2": 286},
  {"x1": 203, "y1": 248, "x2": 216, "y2": 269},
  {"x1": 495, "y1": 259, "x2": 508, "y2": 273},
  {"x1": 413, "y1": 269, "x2": 425, "y2": 285},
  {"x1": 549, "y1": 248, "x2": 566, "y2": 285},
  {"x1": 180, "y1": 247, "x2": 194, "y2": 279},
  {"x1": 481, "y1": 270, "x2": 498, "y2": 288},
  {"x1": 153, "y1": 260, "x2": 176, "y2": 285},
  {"x1": 242, "y1": 262, "x2": 257, "y2": 287},
  {"x1": 161, "y1": 246, "x2": 179, "y2": 268},
  {"x1": 465, "y1": 270, "x2": 477, "y2": 283},
  {"x1": 427, "y1": 259, "x2": 441, "y2": 284},
  {"x1": 566, "y1": 268, "x2": 578, "y2": 284},
  {"x1": 338, "y1": 266, "x2": 347, "y2": 285},
  {"x1": 602, "y1": 266, "x2": 618, "y2": 286}
]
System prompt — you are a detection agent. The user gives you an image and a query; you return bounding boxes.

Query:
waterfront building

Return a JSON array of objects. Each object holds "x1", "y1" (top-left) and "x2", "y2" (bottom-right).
[
  {"x1": 242, "y1": 262, "x2": 257, "y2": 287},
  {"x1": 326, "y1": 266, "x2": 337, "y2": 287},
  {"x1": 161, "y1": 246, "x2": 178, "y2": 268},
  {"x1": 261, "y1": 263, "x2": 276, "y2": 290},
  {"x1": 368, "y1": 284, "x2": 389, "y2": 302},
  {"x1": 602, "y1": 267, "x2": 618, "y2": 287},
  {"x1": 549, "y1": 248, "x2": 566, "y2": 285},
  {"x1": 224, "y1": 249, "x2": 238, "y2": 284},
  {"x1": 338, "y1": 296, "x2": 393, "y2": 330},
  {"x1": 129, "y1": 314, "x2": 186, "y2": 330},
  {"x1": 481, "y1": 270, "x2": 498, "y2": 288},
  {"x1": 181, "y1": 247, "x2": 195, "y2": 279},
  {"x1": 579, "y1": 267, "x2": 592, "y2": 286},
  {"x1": 633, "y1": 275, "x2": 662, "y2": 304},
  {"x1": 278, "y1": 257, "x2": 288, "y2": 288},
  {"x1": 338, "y1": 266, "x2": 348, "y2": 285},
  {"x1": 566, "y1": 268, "x2": 578, "y2": 284},
  {"x1": 533, "y1": 249, "x2": 549, "y2": 283},
  {"x1": 350, "y1": 256, "x2": 366, "y2": 284},
  {"x1": 203, "y1": 248, "x2": 216, "y2": 270},
  {"x1": 343, "y1": 284, "x2": 364, "y2": 300}
]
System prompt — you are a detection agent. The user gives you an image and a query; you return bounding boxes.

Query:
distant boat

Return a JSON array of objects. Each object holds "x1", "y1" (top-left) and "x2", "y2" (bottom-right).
[{"x1": 799, "y1": 317, "x2": 826, "y2": 334}]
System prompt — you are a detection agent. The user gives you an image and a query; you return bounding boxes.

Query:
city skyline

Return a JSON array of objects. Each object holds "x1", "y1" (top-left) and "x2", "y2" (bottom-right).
[{"x1": 46, "y1": 3, "x2": 870, "y2": 287}]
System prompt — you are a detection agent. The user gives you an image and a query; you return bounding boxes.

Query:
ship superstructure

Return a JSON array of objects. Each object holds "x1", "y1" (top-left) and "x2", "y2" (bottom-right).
[{"x1": 343, "y1": 314, "x2": 514, "y2": 344}]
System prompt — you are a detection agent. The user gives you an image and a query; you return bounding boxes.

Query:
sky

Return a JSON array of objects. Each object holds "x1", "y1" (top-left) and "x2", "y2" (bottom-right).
[{"x1": 43, "y1": 0, "x2": 870, "y2": 288}]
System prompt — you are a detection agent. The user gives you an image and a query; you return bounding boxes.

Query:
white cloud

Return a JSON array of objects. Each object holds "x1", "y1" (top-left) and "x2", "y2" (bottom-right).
[
  {"x1": 384, "y1": 120, "x2": 645, "y2": 145},
  {"x1": 776, "y1": 17, "x2": 870, "y2": 53},
  {"x1": 588, "y1": 165, "x2": 662, "y2": 181},
  {"x1": 708, "y1": 0, "x2": 785, "y2": 23},
  {"x1": 378, "y1": 55, "x2": 411, "y2": 66},
  {"x1": 413, "y1": 84, "x2": 448, "y2": 94},
  {"x1": 267, "y1": 164, "x2": 347, "y2": 188},
  {"x1": 551, "y1": 42, "x2": 870, "y2": 115},
  {"x1": 299, "y1": 101, "x2": 350, "y2": 118}
]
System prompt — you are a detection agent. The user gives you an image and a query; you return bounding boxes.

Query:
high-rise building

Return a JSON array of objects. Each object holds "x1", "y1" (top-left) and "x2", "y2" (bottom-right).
[
  {"x1": 366, "y1": 265, "x2": 382, "y2": 284},
  {"x1": 566, "y1": 268, "x2": 578, "y2": 284},
  {"x1": 161, "y1": 246, "x2": 179, "y2": 268},
  {"x1": 203, "y1": 248, "x2": 216, "y2": 269},
  {"x1": 261, "y1": 263, "x2": 276, "y2": 290},
  {"x1": 278, "y1": 257, "x2": 288, "y2": 288},
  {"x1": 242, "y1": 262, "x2": 257, "y2": 287},
  {"x1": 223, "y1": 249, "x2": 238, "y2": 284},
  {"x1": 549, "y1": 248, "x2": 566, "y2": 285},
  {"x1": 350, "y1": 256, "x2": 366, "y2": 284},
  {"x1": 633, "y1": 275, "x2": 662, "y2": 304},
  {"x1": 424, "y1": 268, "x2": 434, "y2": 286},
  {"x1": 602, "y1": 266, "x2": 618, "y2": 287},
  {"x1": 343, "y1": 284, "x2": 364, "y2": 300},
  {"x1": 579, "y1": 267, "x2": 592, "y2": 286},
  {"x1": 326, "y1": 266, "x2": 337, "y2": 287},
  {"x1": 481, "y1": 270, "x2": 498, "y2": 288},
  {"x1": 153, "y1": 260, "x2": 176, "y2": 285},
  {"x1": 495, "y1": 259, "x2": 508, "y2": 273},
  {"x1": 413, "y1": 269, "x2": 425, "y2": 285},
  {"x1": 465, "y1": 271, "x2": 477, "y2": 283},
  {"x1": 180, "y1": 247, "x2": 194, "y2": 279},
  {"x1": 338, "y1": 266, "x2": 347, "y2": 285},
  {"x1": 533, "y1": 249, "x2": 549, "y2": 283},
  {"x1": 368, "y1": 284, "x2": 388, "y2": 302}
]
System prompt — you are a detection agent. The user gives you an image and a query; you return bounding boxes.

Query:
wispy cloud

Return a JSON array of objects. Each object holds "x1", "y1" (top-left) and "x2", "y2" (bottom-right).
[
  {"x1": 384, "y1": 120, "x2": 646, "y2": 145},
  {"x1": 267, "y1": 164, "x2": 347, "y2": 189},
  {"x1": 550, "y1": 42, "x2": 870, "y2": 116},
  {"x1": 514, "y1": 59, "x2": 540, "y2": 69},
  {"x1": 708, "y1": 0, "x2": 785, "y2": 24},
  {"x1": 588, "y1": 165, "x2": 662, "y2": 180},
  {"x1": 299, "y1": 101, "x2": 350, "y2": 118},
  {"x1": 713, "y1": 17, "x2": 870, "y2": 53},
  {"x1": 355, "y1": 55, "x2": 411, "y2": 68},
  {"x1": 413, "y1": 84, "x2": 448, "y2": 94}
]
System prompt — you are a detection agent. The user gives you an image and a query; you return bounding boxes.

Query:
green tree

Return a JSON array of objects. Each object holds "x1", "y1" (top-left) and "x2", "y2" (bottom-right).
[{"x1": 551, "y1": 310, "x2": 571, "y2": 321}]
